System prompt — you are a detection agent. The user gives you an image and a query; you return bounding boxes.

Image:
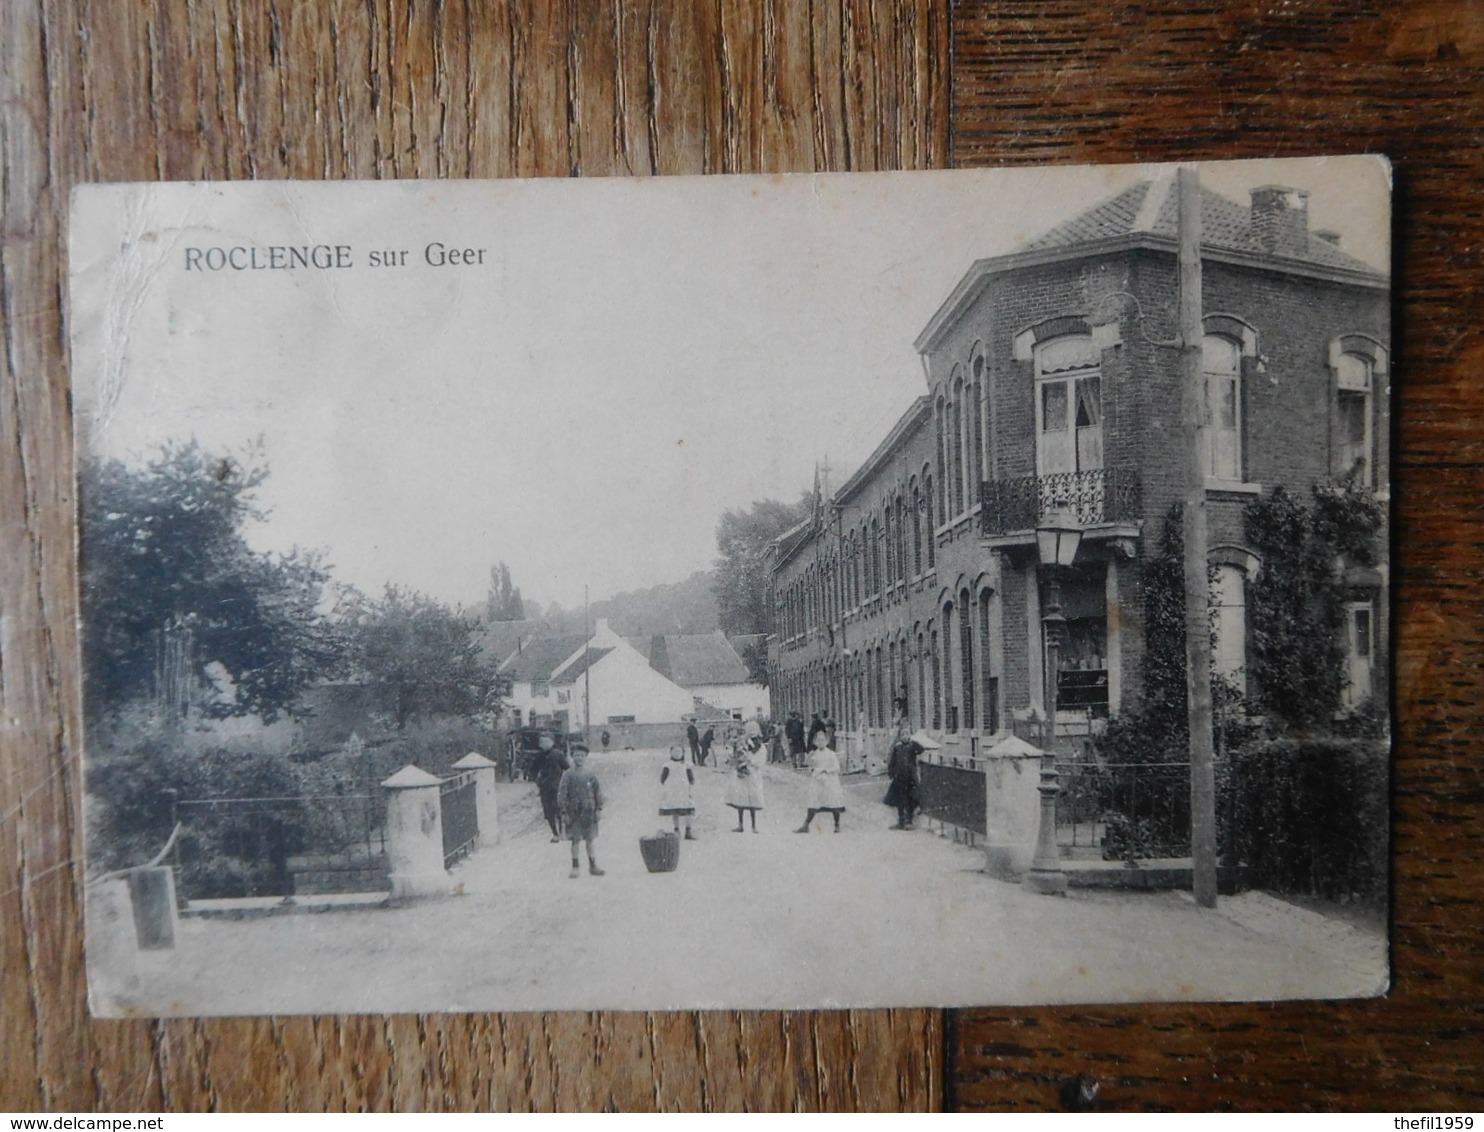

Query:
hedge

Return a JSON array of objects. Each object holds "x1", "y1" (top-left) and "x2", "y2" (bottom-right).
[{"x1": 1221, "y1": 736, "x2": 1390, "y2": 905}]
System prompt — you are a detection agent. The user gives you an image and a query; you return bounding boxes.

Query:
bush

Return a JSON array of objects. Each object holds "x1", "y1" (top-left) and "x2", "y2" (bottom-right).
[
  {"x1": 1222, "y1": 736, "x2": 1389, "y2": 905},
  {"x1": 87, "y1": 710, "x2": 313, "y2": 895}
]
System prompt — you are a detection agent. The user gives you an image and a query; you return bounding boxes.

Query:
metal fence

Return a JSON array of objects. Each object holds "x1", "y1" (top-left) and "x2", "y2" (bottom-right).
[
  {"x1": 918, "y1": 758, "x2": 987, "y2": 836},
  {"x1": 1055, "y1": 759, "x2": 1192, "y2": 863},
  {"x1": 440, "y1": 770, "x2": 479, "y2": 868},
  {"x1": 981, "y1": 468, "x2": 1141, "y2": 537},
  {"x1": 173, "y1": 791, "x2": 387, "y2": 900}
]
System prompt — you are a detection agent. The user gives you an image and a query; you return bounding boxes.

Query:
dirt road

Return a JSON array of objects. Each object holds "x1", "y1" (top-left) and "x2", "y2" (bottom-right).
[{"x1": 108, "y1": 748, "x2": 1387, "y2": 1016}]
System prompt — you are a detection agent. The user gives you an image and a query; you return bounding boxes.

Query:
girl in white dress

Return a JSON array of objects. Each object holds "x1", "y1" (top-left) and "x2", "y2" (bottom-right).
[
  {"x1": 658, "y1": 746, "x2": 697, "y2": 840},
  {"x1": 795, "y1": 729, "x2": 846, "y2": 833},
  {"x1": 725, "y1": 737, "x2": 766, "y2": 832}
]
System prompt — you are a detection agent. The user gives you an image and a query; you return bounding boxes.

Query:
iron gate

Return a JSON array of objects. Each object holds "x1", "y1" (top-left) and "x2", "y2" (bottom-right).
[{"x1": 440, "y1": 770, "x2": 479, "y2": 867}]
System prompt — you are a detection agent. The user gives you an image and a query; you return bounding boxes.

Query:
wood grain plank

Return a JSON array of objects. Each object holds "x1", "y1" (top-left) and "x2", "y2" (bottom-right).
[
  {"x1": 948, "y1": 0, "x2": 1484, "y2": 1109},
  {"x1": 0, "y1": 0, "x2": 947, "y2": 1112}
]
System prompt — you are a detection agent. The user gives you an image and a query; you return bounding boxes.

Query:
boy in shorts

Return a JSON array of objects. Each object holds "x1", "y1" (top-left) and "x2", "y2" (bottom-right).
[{"x1": 557, "y1": 742, "x2": 606, "y2": 878}]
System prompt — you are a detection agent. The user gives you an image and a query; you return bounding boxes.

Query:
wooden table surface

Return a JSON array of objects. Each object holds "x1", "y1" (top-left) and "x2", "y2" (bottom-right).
[{"x1": 2, "y1": 0, "x2": 1479, "y2": 1111}]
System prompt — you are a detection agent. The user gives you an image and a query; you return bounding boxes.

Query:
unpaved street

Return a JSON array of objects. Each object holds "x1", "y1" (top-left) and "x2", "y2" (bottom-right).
[{"x1": 111, "y1": 748, "x2": 1387, "y2": 1015}]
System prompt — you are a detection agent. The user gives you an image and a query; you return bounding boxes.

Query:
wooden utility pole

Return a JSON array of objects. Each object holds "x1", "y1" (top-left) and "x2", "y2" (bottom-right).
[
  {"x1": 584, "y1": 584, "x2": 592, "y2": 738},
  {"x1": 1178, "y1": 166, "x2": 1218, "y2": 908}
]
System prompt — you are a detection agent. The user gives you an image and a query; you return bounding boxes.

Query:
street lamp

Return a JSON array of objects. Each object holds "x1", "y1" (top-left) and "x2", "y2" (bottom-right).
[
  {"x1": 1028, "y1": 502, "x2": 1083, "y2": 896},
  {"x1": 1037, "y1": 503, "x2": 1084, "y2": 747}
]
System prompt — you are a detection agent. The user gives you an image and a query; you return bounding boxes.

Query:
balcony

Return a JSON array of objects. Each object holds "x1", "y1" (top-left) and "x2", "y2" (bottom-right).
[{"x1": 980, "y1": 468, "x2": 1142, "y2": 539}]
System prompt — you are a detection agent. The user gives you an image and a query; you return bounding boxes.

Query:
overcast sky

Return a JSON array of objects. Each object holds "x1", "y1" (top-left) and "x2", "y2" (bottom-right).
[{"x1": 71, "y1": 156, "x2": 1389, "y2": 611}]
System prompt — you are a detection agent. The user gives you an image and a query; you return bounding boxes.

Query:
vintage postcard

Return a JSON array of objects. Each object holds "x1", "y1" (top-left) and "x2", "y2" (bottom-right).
[{"x1": 71, "y1": 157, "x2": 1391, "y2": 1017}]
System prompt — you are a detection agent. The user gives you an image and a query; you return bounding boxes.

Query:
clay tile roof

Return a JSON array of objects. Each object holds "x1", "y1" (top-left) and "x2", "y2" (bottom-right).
[
  {"x1": 1021, "y1": 181, "x2": 1153, "y2": 250},
  {"x1": 553, "y1": 646, "x2": 614, "y2": 684},
  {"x1": 636, "y1": 632, "x2": 750, "y2": 686},
  {"x1": 771, "y1": 519, "x2": 816, "y2": 562},
  {"x1": 1021, "y1": 178, "x2": 1380, "y2": 275},
  {"x1": 498, "y1": 634, "x2": 589, "y2": 681},
  {"x1": 476, "y1": 619, "x2": 539, "y2": 666}
]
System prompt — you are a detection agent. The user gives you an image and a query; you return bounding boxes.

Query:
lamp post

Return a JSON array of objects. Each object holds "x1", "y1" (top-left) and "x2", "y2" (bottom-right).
[{"x1": 1027, "y1": 503, "x2": 1083, "y2": 896}]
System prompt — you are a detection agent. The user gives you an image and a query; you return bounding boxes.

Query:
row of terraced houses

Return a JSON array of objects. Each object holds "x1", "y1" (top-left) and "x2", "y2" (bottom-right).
[{"x1": 766, "y1": 176, "x2": 1389, "y2": 769}]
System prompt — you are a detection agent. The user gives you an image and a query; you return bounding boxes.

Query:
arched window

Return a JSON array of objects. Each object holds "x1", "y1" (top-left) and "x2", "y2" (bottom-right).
[
  {"x1": 935, "y1": 395, "x2": 949, "y2": 521},
  {"x1": 895, "y1": 496, "x2": 907, "y2": 584},
  {"x1": 960, "y1": 588, "x2": 976, "y2": 730},
  {"x1": 972, "y1": 346, "x2": 989, "y2": 481},
  {"x1": 951, "y1": 372, "x2": 966, "y2": 514},
  {"x1": 883, "y1": 498, "x2": 895, "y2": 588},
  {"x1": 1212, "y1": 564, "x2": 1247, "y2": 697},
  {"x1": 1035, "y1": 335, "x2": 1102, "y2": 477},
  {"x1": 924, "y1": 472, "x2": 936, "y2": 568},
  {"x1": 929, "y1": 626, "x2": 941, "y2": 730},
  {"x1": 942, "y1": 601, "x2": 956, "y2": 732},
  {"x1": 870, "y1": 517, "x2": 881, "y2": 595},
  {"x1": 911, "y1": 479, "x2": 923, "y2": 575},
  {"x1": 916, "y1": 631, "x2": 927, "y2": 729},
  {"x1": 888, "y1": 640, "x2": 898, "y2": 723},
  {"x1": 970, "y1": 375, "x2": 984, "y2": 508},
  {"x1": 875, "y1": 646, "x2": 887, "y2": 728},
  {"x1": 1203, "y1": 334, "x2": 1243, "y2": 481},
  {"x1": 978, "y1": 588, "x2": 997, "y2": 733},
  {"x1": 1335, "y1": 352, "x2": 1374, "y2": 485}
]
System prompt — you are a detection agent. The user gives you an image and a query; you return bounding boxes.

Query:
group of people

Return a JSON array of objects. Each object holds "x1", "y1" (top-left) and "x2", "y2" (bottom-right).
[
  {"x1": 528, "y1": 731, "x2": 607, "y2": 878},
  {"x1": 779, "y1": 710, "x2": 837, "y2": 768},
  {"x1": 683, "y1": 721, "x2": 717, "y2": 766},
  {"x1": 658, "y1": 726, "x2": 845, "y2": 836},
  {"x1": 524, "y1": 716, "x2": 930, "y2": 878}
]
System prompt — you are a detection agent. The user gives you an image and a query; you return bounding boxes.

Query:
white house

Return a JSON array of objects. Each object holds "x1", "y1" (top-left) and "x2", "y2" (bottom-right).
[
  {"x1": 628, "y1": 631, "x2": 770, "y2": 721},
  {"x1": 496, "y1": 632, "x2": 590, "y2": 731},
  {"x1": 497, "y1": 620, "x2": 700, "y2": 731},
  {"x1": 557, "y1": 621, "x2": 699, "y2": 727}
]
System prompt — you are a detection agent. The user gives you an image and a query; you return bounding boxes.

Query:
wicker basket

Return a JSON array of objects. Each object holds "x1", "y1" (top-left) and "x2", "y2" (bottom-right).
[{"x1": 638, "y1": 831, "x2": 680, "y2": 873}]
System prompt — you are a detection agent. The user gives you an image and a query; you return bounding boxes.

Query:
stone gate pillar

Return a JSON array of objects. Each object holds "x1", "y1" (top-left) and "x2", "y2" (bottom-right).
[
  {"x1": 982, "y1": 735, "x2": 1048, "y2": 879},
  {"x1": 451, "y1": 751, "x2": 500, "y2": 846},
  {"x1": 381, "y1": 765, "x2": 450, "y2": 900}
]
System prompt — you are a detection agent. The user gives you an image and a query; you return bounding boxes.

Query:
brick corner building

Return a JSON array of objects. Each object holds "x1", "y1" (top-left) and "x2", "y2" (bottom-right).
[{"x1": 767, "y1": 173, "x2": 1389, "y2": 774}]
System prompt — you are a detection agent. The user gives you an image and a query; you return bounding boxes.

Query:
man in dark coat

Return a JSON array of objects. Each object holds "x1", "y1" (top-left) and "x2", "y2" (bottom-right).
[
  {"x1": 699, "y1": 725, "x2": 715, "y2": 766},
  {"x1": 807, "y1": 711, "x2": 827, "y2": 752},
  {"x1": 883, "y1": 723, "x2": 926, "y2": 830},
  {"x1": 531, "y1": 731, "x2": 570, "y2": 842},
  {"x1": 686, "y1": 721, "x2": 701, "y2": 764},
  {"x1": 784, "y1": 712, "x2": 806, "y2": 768}
]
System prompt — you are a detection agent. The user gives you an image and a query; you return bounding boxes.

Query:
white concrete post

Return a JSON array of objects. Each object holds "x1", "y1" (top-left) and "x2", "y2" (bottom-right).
[
  {"x1": 380, "y1": 765, "x2": 450, "y2": 900},
  {"x1": 127, "y1": 865, "x2": 179, "y2": 949},
  {"x1": 85, "y1": 877, "x2": 141, "y2": 1003},
  {"x1": 981, "y1": 735, "x2": 1047, "y2": 879},
  {"x1": 452, "y1": 751, "x2": 500, "y2": 846}
]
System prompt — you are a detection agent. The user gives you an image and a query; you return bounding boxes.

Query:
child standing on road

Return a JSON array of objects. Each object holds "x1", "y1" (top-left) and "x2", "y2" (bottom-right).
[
  {"x1": 725, "y1": 737, "x2": 766, "y2": 832},
  {"x1": 659, "y1": 746, "x2": 697, "y2": 840},
  {"x1": 795, "y1": 728, "x2": 846, "y2": 833},
  {"x1": 557, "y1": 742, "x2": 605, "y2": 878}
]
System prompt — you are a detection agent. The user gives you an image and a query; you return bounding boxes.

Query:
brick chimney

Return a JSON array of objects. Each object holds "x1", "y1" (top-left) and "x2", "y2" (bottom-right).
[{"x1": 1249, "y1": 185, "x2": 1310, "y2": 256}]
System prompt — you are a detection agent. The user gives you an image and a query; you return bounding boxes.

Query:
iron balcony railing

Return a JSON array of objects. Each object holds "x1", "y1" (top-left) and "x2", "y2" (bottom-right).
[{"x1": 980, "y1": 468, "x2": 1142, "y2": 538}]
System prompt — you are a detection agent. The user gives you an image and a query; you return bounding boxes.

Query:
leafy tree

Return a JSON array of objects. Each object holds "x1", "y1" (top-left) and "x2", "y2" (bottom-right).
[
  {"x1": 343, "y1": 585, "x2": 502, "y2": 728},
  {"x1": 80, "y1": 441, "x2": 338, "y2": 723},
  {"x1": 1101, "y1": 483, "x2": 1384, "y2": 754},
  {"x1": 485, "y1": 561, "x2": 525, "y2": 622},
  {"x1": 713, "y1": 494, "x2": 812, "y2": 637},
  {"x1": 1244, "y1": 483, "x2": 1383, "y2": 730},
  {"x1": 541, "y1": 571, "x2": 720, "y2": 636},
  {"x1": 732, "y1": 634, "x2": 771, "y2": 686}
]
